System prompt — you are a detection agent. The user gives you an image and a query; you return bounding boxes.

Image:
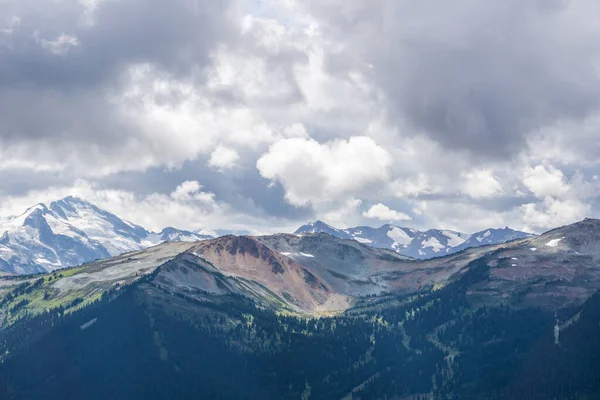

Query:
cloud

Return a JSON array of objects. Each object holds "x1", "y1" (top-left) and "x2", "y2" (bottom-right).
[
  {"x1": 1, "y1": 0, "x2": 600, "y2": 236},
  {"x1": 39, "y1": 33, "x2": 80, "y2": 55},
  {"x1": 521, "y1": 197, "x2": 590, "y2": 231},
  {"x1": 169, "y1": 181, "x2": 216, "y2": 203},
  {"x1": 256, "y1": 136, "x2": 392, "y2": 206},
  {"x1": 392, "y1": 174, "x2": 440, "y2": 198},
  {"x1": 208, "y1": 146, "x2": 240, "y2": 171},
  {"x1": 410, "y1": 198, "x2": 519, "y2": 233},
  {"x1": 526, "y1": 116, "x2": 600, "y2": 166},
  {"x1": 323, "y1": 198, "x2": 363, "y2": 227},
  {"x1": 522, "y1": 164, "x2": 569, "y2": 199},
  {"x1": 461, "y1": 169, "x2": 503, "y2": 199},
  {"x1": 0, "y1": 0, "x2": 235, "y2": 175},
  {"x1": 513, "y1": 164, "x2": 600, "y2": 231},
  {"x1": 300, "y1": 0, "x2": 600, "y2": 159},
  {"x1": 363, "y1": 203, "x2": 412, "y2": 222}
]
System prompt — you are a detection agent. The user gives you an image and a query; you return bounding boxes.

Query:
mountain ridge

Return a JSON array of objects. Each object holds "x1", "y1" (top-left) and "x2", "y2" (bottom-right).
[
  {"x1": 295, "y1": 220, "x2": 533, "y2": 259},
  {"x1": 1, "y1": 217, "x2": 596, "y2": 316}
]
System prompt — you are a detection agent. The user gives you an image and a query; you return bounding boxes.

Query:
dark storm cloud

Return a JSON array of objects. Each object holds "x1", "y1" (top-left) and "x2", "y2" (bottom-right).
[
  {"x1": 0, "y1": 169, "x2": 71, "y2": 196},
  {"x1": 0, "y1": 0, "x2": 234, "y2": 146},
  {"x1": 304, "y1": 0, "x2": 600, "y2": 159}
]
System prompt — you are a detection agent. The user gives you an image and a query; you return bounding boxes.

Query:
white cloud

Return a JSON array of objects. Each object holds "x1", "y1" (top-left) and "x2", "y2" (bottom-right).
[
  {"x1": 392, "y1": 174, "x2": 441, "y2": 198},
  {"x1": 39, "y1": 33, "x2": 80, "y2": 55},
  {"x1": 208, "y1": 146, "x2": 240, "y2": 171},
  {"x1": 461, "y1": 169, "x2": 503, "y2": 199},
  {"x1": 282, "y1": 123, "x2": 310, "y2": 138},
  {"x1": 207, "y1": 41, "x2": 298, "y2": 105},
  {"x1": 522, "y1": 165, "x2": 569, "y2": 199},
  {"x1": 521, "y1": 197, "x2": 589, "y2": 231},
  {"x1": 256, "y1": 136, "x2": 392, "y2": 206},
  {"x1": 411, "y1": 199, "x2": 521, "y2": 233},
  {"x1": 169, "y1": 181, "x2": 216, "y2": 204},
  {"x1": 362, "y1": 203, "x2": 411, "y2": 222},
  {"x1": 526, "y1": 116, "x2": 600, "y2": 166},
  {"x1": 387, "y1": 135, "x2": 474, "y2": 199},
  {"x1": 322, "y1": 198, "x2": 363, "y2": 227}
]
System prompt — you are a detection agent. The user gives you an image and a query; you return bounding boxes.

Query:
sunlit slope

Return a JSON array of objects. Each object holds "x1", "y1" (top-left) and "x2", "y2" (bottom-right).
[{"x1": 0, "y1": 241, "x2": 194, "y2": 326}]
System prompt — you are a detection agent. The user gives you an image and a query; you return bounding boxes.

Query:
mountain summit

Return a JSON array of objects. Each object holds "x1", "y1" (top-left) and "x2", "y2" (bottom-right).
[
  {"x1": 0, "y1": 197, "x2": 213, "y2": 274},
  {"x1": 294, "y1": 220, "x2": 533, "y2": 259}
]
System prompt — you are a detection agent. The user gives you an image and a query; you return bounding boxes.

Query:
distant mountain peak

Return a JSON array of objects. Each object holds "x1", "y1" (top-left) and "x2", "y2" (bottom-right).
[
  {"x1": 310, "y1": 220, "x2": 335, "y2": 228},
  {"x1": 0, "y1": 198, "x2": 216, "y2": 274},
  {"x1": 50, "y1": 195, "x2": 95, "y2": 211},
  {"x1": 60, "y1": 195, "x2": 87, "y2": 203},
  {"x1": 20, "y1": 202, "x2": 49, "y2": 217},
  {"x1": 294, "y1": 220, "x2": 348, "y2": 238}
]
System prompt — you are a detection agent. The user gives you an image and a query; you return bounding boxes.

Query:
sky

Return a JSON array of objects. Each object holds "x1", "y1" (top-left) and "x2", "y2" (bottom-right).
[{"x1": 1, "y1": 0, "x2": 600, "y2": 235}]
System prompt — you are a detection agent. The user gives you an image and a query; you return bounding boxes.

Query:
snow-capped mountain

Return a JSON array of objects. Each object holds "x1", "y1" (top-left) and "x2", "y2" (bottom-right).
[
  {"x1": 450, "y1": 226, "x2": 534, "y2": 253},
  {"x1": 294, "y1": 221, "x2": 533, "y2": 259},
  {"x1": 0, "y1": 196, "x2": 214, "y2": 274}
]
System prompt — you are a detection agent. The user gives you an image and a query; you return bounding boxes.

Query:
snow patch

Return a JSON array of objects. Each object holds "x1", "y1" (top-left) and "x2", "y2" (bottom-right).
[
  {"x1": 422, "y1": 237, "x2": 444, "y2": 252},
  {"x1": 387, "y1": 227, "x2": 412, "y2": 245},
  {"x1": 300, "y1": 252, "x2": 315, "y2": 258},
  {"x1": 545, "y1": 238, "x2": 564, "y2": 248},
  {"x1": 443, "y1": 230, "x2": 469, "y2": 247},
  {"x1": 476, "y1": 230, "x2": 492, "y2": 242}
]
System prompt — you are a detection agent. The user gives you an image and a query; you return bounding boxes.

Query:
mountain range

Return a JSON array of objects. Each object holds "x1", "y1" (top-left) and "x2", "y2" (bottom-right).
[
  {"x1": 0, "y1": 218, "x2": 598, "y2": 398},
  {"x1": 0, "y1": 196, "x2": 213, "y2": 274},
  {"x1": 0, "y1": 198, "x2": 533, "y2": 275},
  {"x1": 14, "y1": 217, "x2": 592, "y2": 314},
  {"x1": 295, "y1": 220, "x2": 533, "y2": 259},
  {"x1": 0, "y1": 216, "x2": 596, "y2": 315}
]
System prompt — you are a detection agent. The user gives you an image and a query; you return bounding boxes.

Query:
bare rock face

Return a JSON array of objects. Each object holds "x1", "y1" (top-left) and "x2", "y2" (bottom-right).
[{"x1": 186, "y1": 236, "x2": 334, "y2": 313}]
